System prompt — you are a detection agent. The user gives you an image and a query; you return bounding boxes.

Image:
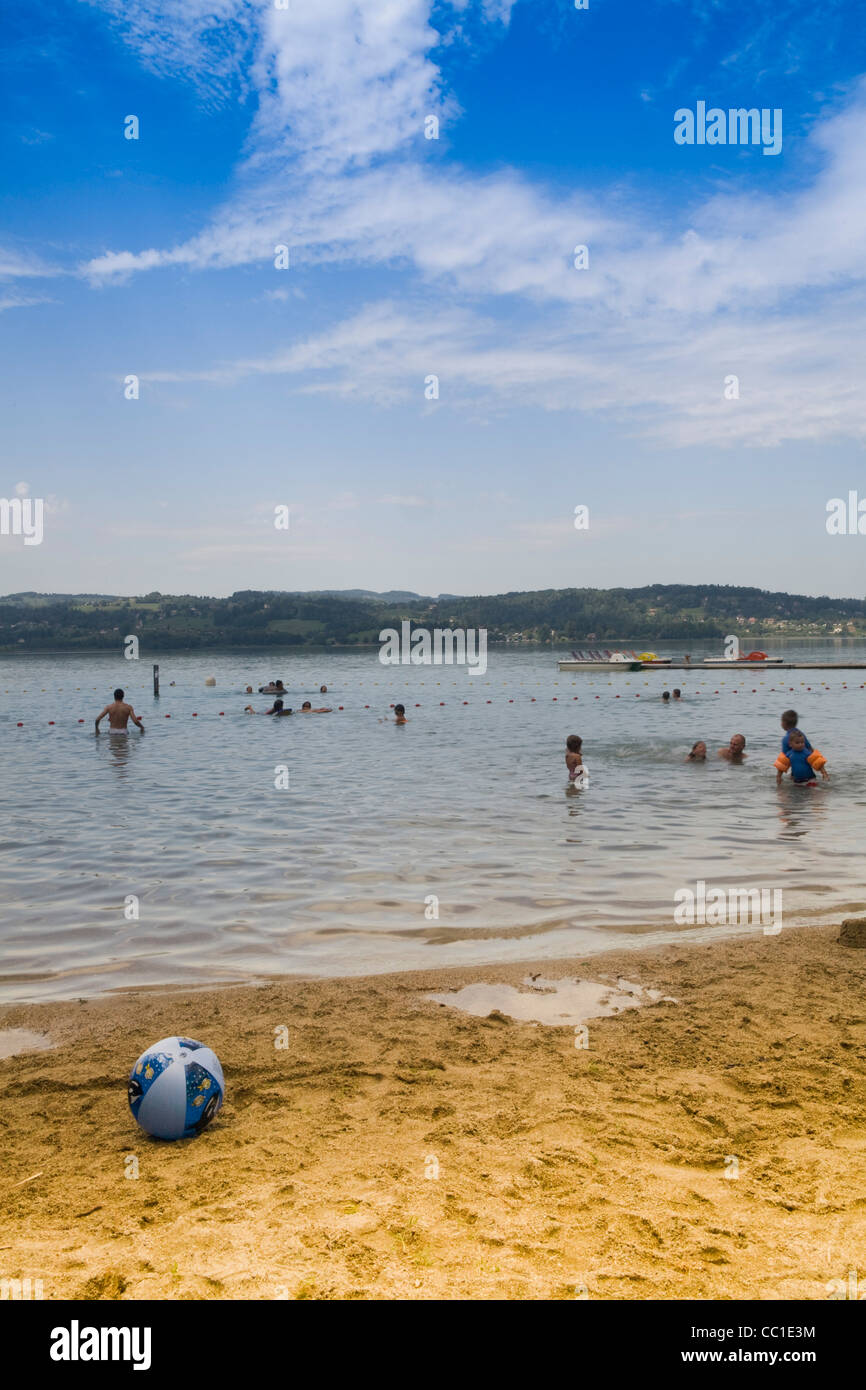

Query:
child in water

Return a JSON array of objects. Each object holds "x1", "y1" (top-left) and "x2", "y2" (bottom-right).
[
  {"x1": 777, "y1": 730, "x2": 829, "y2": 785},
  {"x1": 394, "y1": 704, "x2": 407, "y2": 724},
  {"x1": 780, "y1": 708, "x2": 812, "y2": 756},
  {"x1": 686, "y1": 741, "x2": 707, "y2": 761},
  {"x1": 565, "y1": 734, "x2": 586, "y2": 788}
]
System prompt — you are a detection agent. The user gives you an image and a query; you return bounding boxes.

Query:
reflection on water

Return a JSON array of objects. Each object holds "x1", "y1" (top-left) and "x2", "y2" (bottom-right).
[
  {"x1": 775, "y1": 781, "x2": 831, "y2": 839},
  {"x1": 99, "y1": 727, "x2": 145, "y2": 777},
  {"x1": 1, "y1": 643, "x2": 865, "y2": 1001}
]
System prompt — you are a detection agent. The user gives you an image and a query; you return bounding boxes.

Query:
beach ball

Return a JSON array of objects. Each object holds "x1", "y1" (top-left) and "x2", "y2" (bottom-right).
[{"x1": 128, "y1": 1036, "x2": 224, "y2": 1140}]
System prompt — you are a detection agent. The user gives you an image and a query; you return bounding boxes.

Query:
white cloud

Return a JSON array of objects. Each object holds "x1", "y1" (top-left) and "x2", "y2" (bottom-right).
[{"x1": 77, "y1": 1, "x2": 866, "y2": 447}]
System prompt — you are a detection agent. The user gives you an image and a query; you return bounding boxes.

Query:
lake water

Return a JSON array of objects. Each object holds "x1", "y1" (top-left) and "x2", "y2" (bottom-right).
[{"x1": 1, "y1": 642, "x2": 864, "y2": 1001}]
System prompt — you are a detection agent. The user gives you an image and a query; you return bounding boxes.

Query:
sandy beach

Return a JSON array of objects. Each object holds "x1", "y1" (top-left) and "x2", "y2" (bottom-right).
[{"x1": 2, "y1": 922, "x2": 864, "y2": 1301}]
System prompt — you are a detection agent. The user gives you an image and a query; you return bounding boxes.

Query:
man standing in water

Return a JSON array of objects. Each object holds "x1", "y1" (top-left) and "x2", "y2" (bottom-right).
[{"x1": 95, "y1": 688, "x2": 144, "y2": 733}]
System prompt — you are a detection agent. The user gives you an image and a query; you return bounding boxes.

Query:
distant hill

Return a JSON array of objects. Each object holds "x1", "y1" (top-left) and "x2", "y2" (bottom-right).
[
  {"x1": 283, "y1": 589, "x2": 433, "y2": 604},
  {"x1": 1, "y1": 584, "x2": 864, "y2": 651}
]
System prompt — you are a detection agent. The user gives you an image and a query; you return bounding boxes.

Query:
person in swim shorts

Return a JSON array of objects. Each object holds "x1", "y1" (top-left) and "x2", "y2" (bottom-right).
[{"x1": 95, "y1": 688, "x2": 143, "y2": 733}]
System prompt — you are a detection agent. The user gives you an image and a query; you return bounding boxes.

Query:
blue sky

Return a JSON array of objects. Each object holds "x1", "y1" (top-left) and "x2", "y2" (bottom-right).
[{"x1": 1, "y1": 0, "x2": 865, "y2": 598}]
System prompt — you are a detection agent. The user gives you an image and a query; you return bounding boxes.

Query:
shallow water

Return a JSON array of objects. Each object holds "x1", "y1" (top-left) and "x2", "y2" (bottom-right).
[{"x1": 1, "y1": 641, "x2": 864, "y2": 1001}]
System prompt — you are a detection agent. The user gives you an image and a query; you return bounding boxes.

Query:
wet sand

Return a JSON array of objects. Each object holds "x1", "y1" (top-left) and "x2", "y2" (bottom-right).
[{"x1": 1, "y1": 923, "x2": 864, "y2": 1300}]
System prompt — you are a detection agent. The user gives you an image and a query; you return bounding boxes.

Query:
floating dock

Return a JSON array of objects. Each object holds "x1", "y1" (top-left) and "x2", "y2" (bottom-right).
[{"x1": 557, "y1": 660, "x2": 866, "y2": 672}]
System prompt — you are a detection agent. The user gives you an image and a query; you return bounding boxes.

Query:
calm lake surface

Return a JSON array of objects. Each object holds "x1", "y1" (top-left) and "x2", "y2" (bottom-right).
[{"x1": 1, "y1": 641, "x2": 864, "y2": 1001}]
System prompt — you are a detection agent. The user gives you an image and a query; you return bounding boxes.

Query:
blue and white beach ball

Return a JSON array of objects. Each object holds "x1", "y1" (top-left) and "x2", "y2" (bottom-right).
[{"x1": 128, "y1": 1036, "x2": 224, "y2": 1140}]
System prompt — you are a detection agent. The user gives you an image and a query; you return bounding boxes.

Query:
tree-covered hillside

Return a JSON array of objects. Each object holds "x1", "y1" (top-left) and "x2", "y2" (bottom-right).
[{"x1": 0, "y1": 585, "x2": 863, "y2": 651}]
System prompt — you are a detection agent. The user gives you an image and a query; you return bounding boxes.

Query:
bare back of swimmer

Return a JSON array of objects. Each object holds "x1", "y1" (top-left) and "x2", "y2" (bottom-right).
[{"x1": 95, "y1": 688, "x2": 144, "y2": 732}]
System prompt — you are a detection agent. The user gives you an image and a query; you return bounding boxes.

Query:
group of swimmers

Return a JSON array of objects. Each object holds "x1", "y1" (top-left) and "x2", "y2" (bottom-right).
[
  {"x1": 565, "y1": 709, "x2": 830, "y2": 788},
  {"x1": 94, "y1": 691, "x2": 829, "y2": 788},
  {"x1": 93, "y1": 685, "x2": 409, "y2": 728},
  {"x1": 244, "y1": 678, "x2": 332, "y2": 717}
]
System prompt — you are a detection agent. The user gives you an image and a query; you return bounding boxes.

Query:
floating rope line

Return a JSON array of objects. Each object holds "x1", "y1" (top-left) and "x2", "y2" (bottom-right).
[{"x1": 7, "y1": 680, "x2": 863, "y2": 724}]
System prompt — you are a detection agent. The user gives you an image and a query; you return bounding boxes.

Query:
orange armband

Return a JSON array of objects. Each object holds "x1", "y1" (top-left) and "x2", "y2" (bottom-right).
[
  {"x1": 807, "y1": 750, "x2": 827, "y2": 771},
  {"x1": 774, "y1": 753, "x2": 790, "y2": 773}
]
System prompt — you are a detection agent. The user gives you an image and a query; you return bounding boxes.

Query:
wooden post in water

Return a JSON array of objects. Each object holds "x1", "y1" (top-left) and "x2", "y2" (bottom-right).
[{"x1": 153, "y1": 663, "x2": 160, "y2": 698}]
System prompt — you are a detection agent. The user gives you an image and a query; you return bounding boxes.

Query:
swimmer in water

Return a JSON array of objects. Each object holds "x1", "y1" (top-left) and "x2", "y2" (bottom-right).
[
  {"x1": 319, "y1": 685, "x2": 328, "y2": 694},
  {"x1": 95, "y1": 688, "x2": 143, "y2": 733},
  {"x1": 686, "y1": 741, "x2": 707, "y2": 761},
  {"x1": 245, "y1": 686, "x2": 253, "y2": 695},
  {"x1": 394, "y1": 704, "x2": 407, "y2": 724},
  {"x1": 780, "y1": 708, "x2": 812, "y2": 757},
  {"x1": 673, "y1": 688, "x2": 682, "y2": 701},
  {"x1": 662, "y1": 691, "x2": 671, "y2": 703},
  {"x1": 565, "y1": 734, "x2": 585, "y2": 788},
  {"x1": 718, "y1": 734, "x2": 746, "y2": 762},
  {"x1": 259, "y1": 679, "x2": 287, "y2": 695},
  {"x1": 299, "y1": 701, "x2": 332, "y2": 713},
  {"x1": 777, "y1": 729, "x2": 829, "y2": 785},
  {"x1": 245, "y1": 699, "x2": 292, "y2": 716}
]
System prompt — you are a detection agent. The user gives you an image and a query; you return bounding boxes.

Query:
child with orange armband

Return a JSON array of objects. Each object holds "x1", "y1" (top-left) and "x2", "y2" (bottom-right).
[{"x1": 775, "y1": 730, "x2": 829, "y2": 785}]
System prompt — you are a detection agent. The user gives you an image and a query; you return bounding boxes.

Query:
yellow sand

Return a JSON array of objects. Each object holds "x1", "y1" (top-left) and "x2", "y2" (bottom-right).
[{"x1": 1, "y1": 923, "x2": 864, "y2": 1300}]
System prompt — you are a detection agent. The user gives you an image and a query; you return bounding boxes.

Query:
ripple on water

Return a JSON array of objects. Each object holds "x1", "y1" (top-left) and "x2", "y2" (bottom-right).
[{"x1": 2, "y1": 645, "x2": 865, "y2": 999}]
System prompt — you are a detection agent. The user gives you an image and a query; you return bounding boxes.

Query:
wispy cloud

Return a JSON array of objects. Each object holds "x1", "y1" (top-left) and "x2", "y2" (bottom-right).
[{"x1": 70, "y1": 2, "x2": 866, "y2": 447}]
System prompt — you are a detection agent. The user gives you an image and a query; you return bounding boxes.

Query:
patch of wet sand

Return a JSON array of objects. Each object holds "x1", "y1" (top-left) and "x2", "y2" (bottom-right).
[{"x1": 1, "y1": 923, "x2": 864, "y2": 1300}]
